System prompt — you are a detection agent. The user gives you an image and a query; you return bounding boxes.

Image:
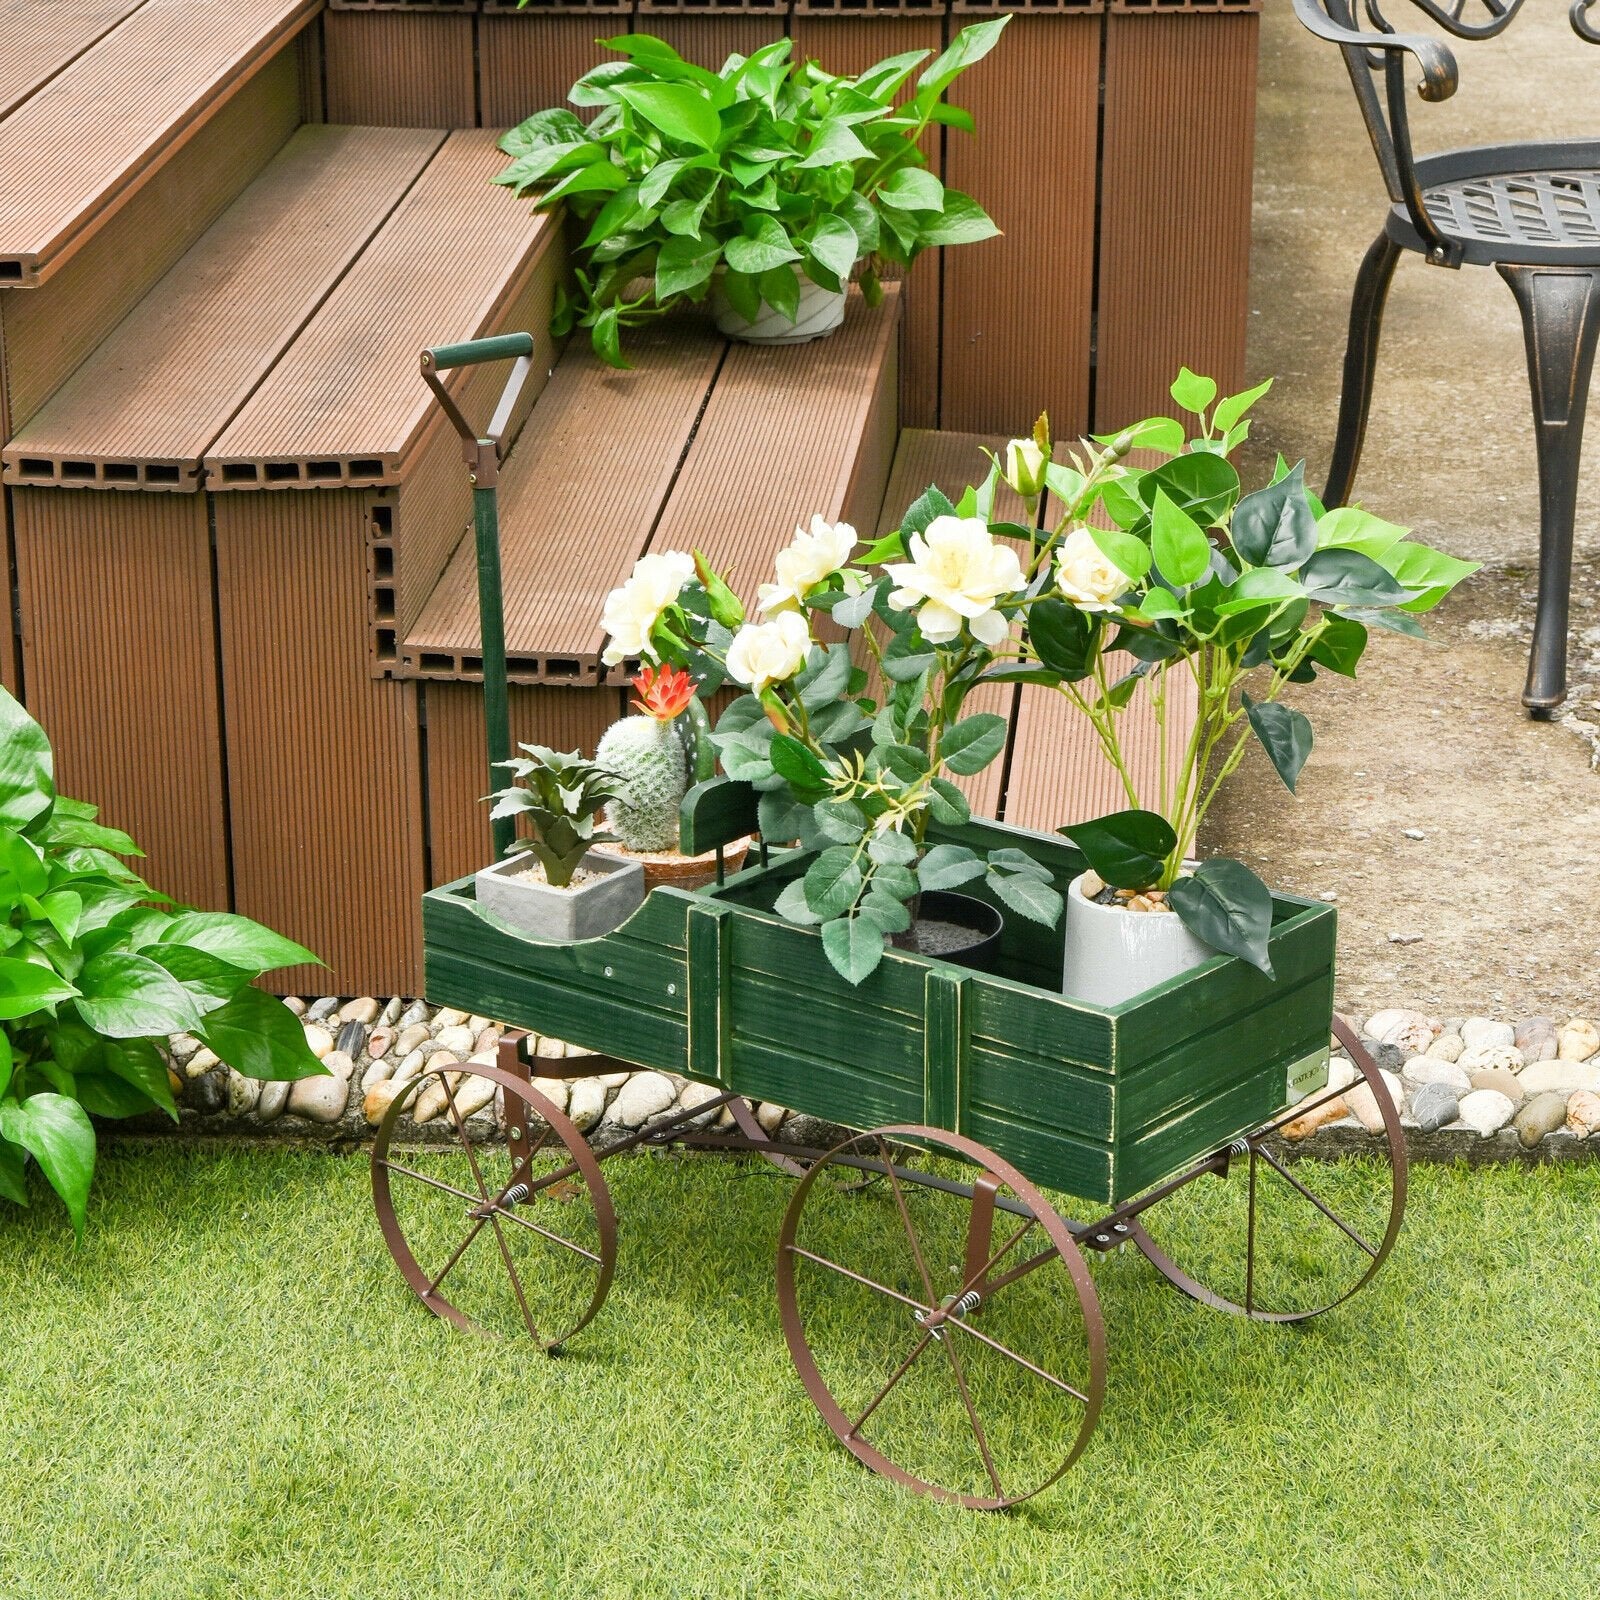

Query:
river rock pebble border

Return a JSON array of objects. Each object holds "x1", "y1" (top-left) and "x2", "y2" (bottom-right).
[
  {"x1": 158, "y1": 995, "x2": 798, "y2": 1147},
  {"x1": 152, "y1": 997, "x2": 1600, "y2": 1164}
]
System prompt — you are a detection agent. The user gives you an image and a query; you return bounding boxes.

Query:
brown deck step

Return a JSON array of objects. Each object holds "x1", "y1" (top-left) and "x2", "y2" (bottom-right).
[
  {"x1": 3, "y1": 125, "x2": 447, "y2": 491},
  {"x1": 0, "y1": 0, "x2": 147, "y2": 122},
  {"x1": 873, "y1": 428, "x2": 1198, "y2": 828},
  {"x1": 204, "y1": 129, "x2": 560, "y2": 489},
  {"x1": 401, "y1": 286, "x2": 901, "y2": 685},
  {"x1": 0, "y1": 0, "x2": 319, "y2": 285}
]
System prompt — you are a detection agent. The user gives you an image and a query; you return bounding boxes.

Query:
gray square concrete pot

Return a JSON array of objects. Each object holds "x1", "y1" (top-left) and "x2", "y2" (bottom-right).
[{"x1": 475, "y1": 849, "x2": 645, "y2": 942}]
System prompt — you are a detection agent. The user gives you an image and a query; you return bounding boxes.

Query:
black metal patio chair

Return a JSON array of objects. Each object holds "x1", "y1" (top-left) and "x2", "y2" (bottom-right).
[{"x1": 1294, "y1": 0, "x2": 1600, "y2": 714}]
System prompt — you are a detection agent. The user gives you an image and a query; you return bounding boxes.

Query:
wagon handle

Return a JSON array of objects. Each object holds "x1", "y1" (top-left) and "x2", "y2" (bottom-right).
[{"x1": 419, "y1": 331, "x2": 537, "y2": 862}]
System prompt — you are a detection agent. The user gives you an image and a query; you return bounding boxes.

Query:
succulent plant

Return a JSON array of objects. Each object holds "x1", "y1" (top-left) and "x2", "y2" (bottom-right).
[
  {"x1": 596, "y1": 666, "x2": 697, "y2": 852},
  {"x1": 485, "y1": 745, "x2": 623, "y2": 888}
]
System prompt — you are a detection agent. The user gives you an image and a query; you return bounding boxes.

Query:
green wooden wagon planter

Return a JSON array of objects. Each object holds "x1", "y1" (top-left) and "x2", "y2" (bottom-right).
[{"x1": 370, "y1": 338, "x2": 1408, "y2": 1510}]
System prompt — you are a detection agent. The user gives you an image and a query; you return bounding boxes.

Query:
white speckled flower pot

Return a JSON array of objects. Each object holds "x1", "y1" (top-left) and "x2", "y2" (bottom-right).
[
  {"x1": 1060, "y1": 871, "x2": 1213, "y2": 1007},
  {"x1": 709, "y1": 269, "x2": 848, "y2": 345}
]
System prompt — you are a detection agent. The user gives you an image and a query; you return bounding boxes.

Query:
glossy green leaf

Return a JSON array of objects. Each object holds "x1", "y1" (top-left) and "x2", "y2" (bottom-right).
[
  {"x1": 1230, "y1": 462, "x2": 1317, "y2": 569},
  {"x1": 159, "y1": 912, "x2": 319, "y2": 975},
  {"x1": 1300, "y1": 548, "x2": 1411, "y2": 609},
  {"x1": 723, "y1": 215, "x2": 802, "y2": 275},
  {"x1": 74, "y1": 952, "x2": 202, "y2": 1038},
  {"x1": 1168, "y1": 858, "x2": 1275, "y2": 977},
  {"x1": 0, "y1": 1139, "x2": 26, "y2": 1206},
  {"x1": 878, "y1": 168, "x2": 944, "y2": 212},
  {"x1": 615, "y1": 82, "x2": 721, "y2": 150},
  {"x1": 1170, "y1": 366, "x2": 1218, "y2": 415},
  {"x1": 196, "y1": 987, "x2": 325, "y2": 1083},
  {"x1": 1242, "y1": 692, "x2": 1312, "y2": 793},
  {"x1": 655, "y1": 233, "x2": 721, "y2": 299},
  {"x1": 0, "y1": 1093, "x2": 94, "y2": 1237},
  {"x1": 1088, "y1": 526, "x2": 1151, "y2": 582},
  {"x1": 1150, "y1": 490, "x2": 1211, "y2": 588},
  {"x1": 0, "y1": 957, "x2": 77, "y2": 1021},
  {"x1": 1382, "y1": 542, "x2": 1480, "y2": 613},
  {"x1": 915, "y1": 191, "x2": 998, "y2": 248},
  {"x1": 806, "y1": 213, "x2": 859, "y2": 283},
  {"x1": 915, "y1": 16, "x2": 1009, "y2": 101},
  {"x1": 1028, "y1": 597, "x2": 1097, "y2": 680},
  {"x1": 0, "y1": 687, "x2": 54, "y2": 828},
  {"x1": 1059, "y1": 808, "x2": 1176, "y2": 891},
  {"x1": 1314, "y1": 505, "x2": 1409, "y2": 559},
  {"x1": 769, "y1": 734, "x2": 833, "y2": 799},
  {"x1": 1309, "y1": 612, "x2": 1368, "y2": 677}
]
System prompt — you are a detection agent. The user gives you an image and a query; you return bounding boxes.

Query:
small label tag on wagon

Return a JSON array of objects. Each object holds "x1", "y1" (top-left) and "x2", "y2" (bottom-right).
[{"x1": 1287, "y1": 1046, "x2": 1331, "y2": 1103}]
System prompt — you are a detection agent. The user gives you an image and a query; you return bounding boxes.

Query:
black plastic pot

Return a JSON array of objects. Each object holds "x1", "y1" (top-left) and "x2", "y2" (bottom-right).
[{"x1": 892, "y1": 890, "x2": 1005, "y2": 973}]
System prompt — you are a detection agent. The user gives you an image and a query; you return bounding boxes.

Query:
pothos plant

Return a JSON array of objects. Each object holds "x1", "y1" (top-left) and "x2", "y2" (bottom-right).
[
  {"x1": 1022, "y1": 367, "x2": 1477, "y2": 975},
  {"x1": 0, "y1": 689, "x2": 325, "y2": 1236},
  {"x1": 494, "y1": 20, "x2": 1009, "y2": 366}
]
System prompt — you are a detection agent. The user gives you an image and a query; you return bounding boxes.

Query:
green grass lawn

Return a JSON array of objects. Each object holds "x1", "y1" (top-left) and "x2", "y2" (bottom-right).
[{"x1": 2, "y1": 1141, "x2": 1595, "y2": 1599}]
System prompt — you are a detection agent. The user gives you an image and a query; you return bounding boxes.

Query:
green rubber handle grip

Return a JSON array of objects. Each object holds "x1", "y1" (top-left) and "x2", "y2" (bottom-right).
[{"x1": 426, "y1": 332, "x2": 535, "y2": 370}]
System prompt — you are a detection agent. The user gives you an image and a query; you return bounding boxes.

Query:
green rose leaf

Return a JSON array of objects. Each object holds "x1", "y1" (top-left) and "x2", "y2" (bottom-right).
[
  {"x1": 822, "y1": 915, "x2": 886, "y2": 986},
  {"x1": 195, "y1": 986, "x2": 326, "y2": 1082},
  {"x1": 774, "y1": 878, "x2": 823, "y2": 926},
  {"x1": 917, "y1": 843, "x2": 985, "y2": 891},
  {"x1": 1150, "y1": 490, "x2": 1212, "y2": 589},
  {"x1": 0, "y1": 1093, "x2": 95, "y2": 1238},
  {"x1": 987, "y1": 870, "x2": 1063, "y2": 927},
  {"x1": 159, "y1": 912, "x2": 320, "y2": 975},
  {"x1": 803, "y1": 847, "x2": 864, "y2": 921},
  {"x1": 1059, "y1": 808, "x2": 1176, "y2": 891},
  {"x1": 927, "y1": 778, "x2": 972, "y2": 827},
  {"x1": 867, "y1": 828, "x2": 918, "y2": 867},
  {"x1": 1230, "y1": 461, "x2": 1317, "y2": 569},
  {"x1": 939, "y1": 712, "x2": 1008, "y2": 776},
  {"x1": 858, "y1": 891, "x2": 912, "y2": 936},
  {"x1": 814, "y1": 797, "x2": 867, "y2": 843},
  {"x1": 1242, "y1": 692, "x2": 1312, "y2": 793},
  {"x1": 1168, "y1": 858, "x2": 1275, "y2": 978},
  {"x1": 769, "y1": 734, "x2": 833, "y2": 800}
]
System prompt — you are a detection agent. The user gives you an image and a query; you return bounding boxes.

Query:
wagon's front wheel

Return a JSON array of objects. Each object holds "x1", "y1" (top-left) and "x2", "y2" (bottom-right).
[
  {"x1": 776, "y1": 1126, "x2": 1106, "y2": 1509},
  {"x1": 1129, "y1": 1021, "x2": 1407, "y2": 1322},
  {"x1": 371, "y1": 1062, "x2": 616, "y2": 1350}
]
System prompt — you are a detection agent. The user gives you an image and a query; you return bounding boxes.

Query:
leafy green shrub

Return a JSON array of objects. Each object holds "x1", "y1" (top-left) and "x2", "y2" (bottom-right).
[
  {"x1": 495, "y1": 20, "x2": 1010, "y2": 366},
  {"x1": 0, "y1": 689, "x2": 324, "y2": 1235}
]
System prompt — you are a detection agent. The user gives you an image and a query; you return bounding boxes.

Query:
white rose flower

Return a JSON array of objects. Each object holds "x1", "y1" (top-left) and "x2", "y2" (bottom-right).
[
  {"x1": 757, "y1": 515, "x2": 858, "y2": 614},
  {"x1": 1054, "y1": 526, "x2": 1128, "y2": 613},
  {"x1": 1003, "y1": 436, "x2": 1048, "y2": 499},
  {"x1": 725, "y1": 610, "x2": 812, "y2": 694},
  {"x1": 600, "y1": 550, "x2": 696, "y2": 666},
  {"x1": 885, "y1": 515, "x2": 1026, "y2": 647}
]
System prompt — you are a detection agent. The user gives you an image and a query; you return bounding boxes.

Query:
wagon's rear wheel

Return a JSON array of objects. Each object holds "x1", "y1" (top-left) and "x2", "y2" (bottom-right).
[
  {"x1": 776, "y1": 1126, "x2": 1105, "y2": 1509},
  {"x1": 1129, "y1": 1022, "x2": 1406, "y2": 1322},
  {"x1": 371, "y1": 1062, "x2": 616, "y2": 1350}
]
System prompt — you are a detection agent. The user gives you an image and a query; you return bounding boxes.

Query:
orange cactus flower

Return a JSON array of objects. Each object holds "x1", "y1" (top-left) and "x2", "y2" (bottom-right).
[{"x1": 630, "y1": 663, "x2": 696, "y2": 721}]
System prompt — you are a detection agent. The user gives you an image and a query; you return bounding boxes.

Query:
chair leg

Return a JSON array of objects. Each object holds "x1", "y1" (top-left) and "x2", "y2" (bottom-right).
[
  {"x1": 1324, "y1": 231, "x2": 1404, "y2": 509},
  {"x1": 1497, "y1": 264, "x2": 1600, "y2": 715}
]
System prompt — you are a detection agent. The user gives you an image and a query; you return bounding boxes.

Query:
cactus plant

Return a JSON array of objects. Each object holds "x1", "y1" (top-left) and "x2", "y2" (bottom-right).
[
  {"x1": 484, "y1": 745, "x2": 623, "y2": 888},
  {"x1": 597, "y1": 665, "x2": 699, "y2": 852}
]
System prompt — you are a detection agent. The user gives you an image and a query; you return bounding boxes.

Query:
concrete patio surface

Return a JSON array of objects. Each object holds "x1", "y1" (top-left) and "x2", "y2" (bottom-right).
[{"x1": 1204, "y1": 4, "x2": 1600, "y2": 1018}]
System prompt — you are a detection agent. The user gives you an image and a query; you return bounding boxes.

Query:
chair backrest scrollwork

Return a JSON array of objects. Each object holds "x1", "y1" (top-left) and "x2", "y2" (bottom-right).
[{"x1": 1293, "y1": 0, "x2": 1598, "y2": 266}]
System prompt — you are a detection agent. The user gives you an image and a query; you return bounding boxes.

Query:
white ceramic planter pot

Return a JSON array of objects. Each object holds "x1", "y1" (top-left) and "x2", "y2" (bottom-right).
[
  {"x1": 709, "y1": 268, "x2": 848, "y2": 346},
  {"x1": 475, "y1": 850, "x2": 645, "y2": 942},
  {"x1": 1060, "y1": 872, "x2": 1213, "y2": 1007}
]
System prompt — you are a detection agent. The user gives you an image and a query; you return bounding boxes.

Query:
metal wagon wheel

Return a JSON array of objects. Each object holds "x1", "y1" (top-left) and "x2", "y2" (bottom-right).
[
  {"x1": 371, "y1": 1061, "x2": 617, "y2": 1351},
  {"x1": 776, "y1": 1125, "x2": 1106, "y2": 1510},
  {"x1": 1129, "y1": 1022, "x2": 1407, "y2": 1322}
]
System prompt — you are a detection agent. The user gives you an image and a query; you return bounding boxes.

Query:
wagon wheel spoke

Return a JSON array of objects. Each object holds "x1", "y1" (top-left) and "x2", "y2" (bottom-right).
[
  {"x1": 1132, "y1": 1036, "x2": 1407, "y2": 1322},
  {"x1": 371, "y1": 1064, "x2": 618, "y2": 1350},
  {"x1": 849, "y1": 1330, "x2": 937, "y2": 1438},
  {"x1": 942, "y1": 1330, "x2": 1005, "y2": 1501},
  {"x1": 777, "y1": 1124, "x2": 1106, "y2": 1509},
  {"x1": 879, "y1": 1136, "x2": 938, "y2": 1304}
]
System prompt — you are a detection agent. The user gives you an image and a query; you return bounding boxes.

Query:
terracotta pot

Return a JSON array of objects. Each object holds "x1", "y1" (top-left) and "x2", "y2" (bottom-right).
[
  {"x1": 1060, "y1": 872, "x2": 1212, "y2": 1007},
  {"x1": 708, "y1": 268, "x2": 847, "y2": 345},
  {"x1": 592, "y1": 835, "x2": 752, "y2": 893}
]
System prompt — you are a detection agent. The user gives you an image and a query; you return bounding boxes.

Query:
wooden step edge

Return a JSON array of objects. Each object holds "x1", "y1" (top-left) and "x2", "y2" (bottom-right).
[{"x1": 0, "y1": 0, "x2": 321, "y2": 287}]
